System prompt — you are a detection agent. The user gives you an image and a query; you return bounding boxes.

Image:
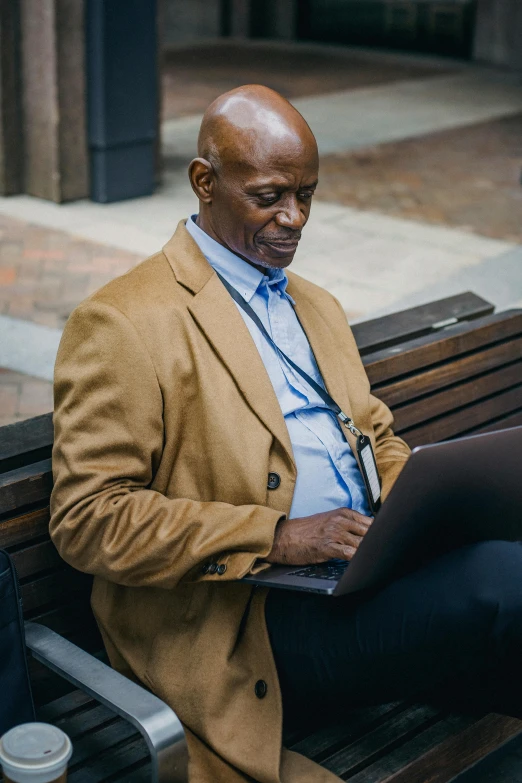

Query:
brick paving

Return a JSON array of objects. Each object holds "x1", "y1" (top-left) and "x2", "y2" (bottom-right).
[
  {"x1": 0, "y1": 216, "x2": 141, "y2": 425},
  {"x1": 0, "y1": 214, "x2": 142, "y2": 329},
  {"x1": 162, "y1": 41, "x2": 454, "y2": 119},
  {"x1": 316, "y1": 114, "x2": 522, "y2": 243}
]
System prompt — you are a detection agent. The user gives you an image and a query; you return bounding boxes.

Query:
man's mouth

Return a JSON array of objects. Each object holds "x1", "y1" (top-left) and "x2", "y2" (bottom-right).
[{"x1": 259, "y1": 235, "x2": 301, "y2": 252}]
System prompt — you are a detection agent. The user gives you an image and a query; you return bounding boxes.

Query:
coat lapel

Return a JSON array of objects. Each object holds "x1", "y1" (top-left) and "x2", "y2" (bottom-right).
[
  {"x1": 163, "y1": 222, "x2": 295, "y2": 466},
  {"x1": 287, "y1": 274, "x2": 357, "y2": 449}
]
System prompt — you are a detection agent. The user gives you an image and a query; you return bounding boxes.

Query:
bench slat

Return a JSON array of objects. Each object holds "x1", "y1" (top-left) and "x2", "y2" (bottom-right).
[
  {"x1": 0, "y1": 507, "x2": 50, "y2": 548},
  {"x1": 392, "y1": 363, "x2": 522, "y2": 432},
  {"x1": 377, "y1": 338, "x2": 522, "y2": 408},
  {"x1": 450, "y1": 731, "x2": 522, "y2": 783},
  {"x1": 11, "y1": 539, "x2": 62, "y2": 579},
  {"x1": 53, "y1": 703, "x2": 117, "y2": 741},
  {"x1": 27, "y1": 605, "x2": 100, "y2": 650},
  {"x1": 472, "y1": 409, "x2": 522, "y2": 435},
  {"x1": 352, "y1": 293, "x2": 494, "y2": 357},
  {"x1": 21, "y1": 570, "x2": 91, "y2": 614},
  {"x1": 289, "y1": 702, "x2": 403, "y2": 759},
  {"x1": 68, "y1": 734, "x2": 148, "y2": 783},
  {"x1": 116, "y1": 763, "x2": 152, "y2": 782},
  {"x1": 38, "y1": 690, "x2": 94, "y2": 722},
  {"x1": 380, "y1": 714, "x2": 522, "y2": 783},
  {"x1": 66, "y1": 718, "x2": 140, "y2": 770},
  {"x1": 29, "y1": 659, "x2": 78, "y2": 714},
  {"x1": 0, "y1": 459, "x2": 53, "y2": 515},
  {"x1": 400, "y1": 386, "x2": 522, "y2": 447},
  {"x1": 343, "y1": 713, "x2": 477, "y2": 782},
  {"x1": 37, "y1": 687, "x2": 151, "y2": 783},
  {"x1": 321, "y1": 704, "x2": 441, "y2": 775},
  {"x1": 365, "y1": 311, "x2": 522, "y2": 386},
  {"x1": 0, "y1": 412, "x2": 54, "y2": 473}
]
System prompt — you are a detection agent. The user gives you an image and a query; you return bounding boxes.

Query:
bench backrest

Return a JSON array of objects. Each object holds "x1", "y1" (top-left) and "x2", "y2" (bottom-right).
[{"x1": 366, "y1": 309, "x2": 522, "y2": 446}]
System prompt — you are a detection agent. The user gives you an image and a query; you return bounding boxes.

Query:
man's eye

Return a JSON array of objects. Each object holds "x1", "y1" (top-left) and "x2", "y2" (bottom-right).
[
  {"x1": 298, "y1": 191, "x2": 314, "y2": 200},
  {"x1": 258, "y1": 194, "x2": 279, "y2": 204}
]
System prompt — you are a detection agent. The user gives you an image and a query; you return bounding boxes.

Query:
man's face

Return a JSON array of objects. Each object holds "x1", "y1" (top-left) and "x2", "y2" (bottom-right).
[{"x1": 197, "y1": 140, "x2": 319, "y2": 270}]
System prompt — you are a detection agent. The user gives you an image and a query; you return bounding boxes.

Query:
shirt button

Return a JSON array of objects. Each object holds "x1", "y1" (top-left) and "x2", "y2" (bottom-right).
[
  {"x1": 267, "y1": 472, "x2": 281, "y2": 490},
  {"x1": 255, "y1": 680, "x2": 268, "y2": 699},
  {"x1": 217, "y1": 564, "x2": 227, "y2": 575},
  {"x1": 208, "y1": 563, "x2": 218, "y2": 575}
]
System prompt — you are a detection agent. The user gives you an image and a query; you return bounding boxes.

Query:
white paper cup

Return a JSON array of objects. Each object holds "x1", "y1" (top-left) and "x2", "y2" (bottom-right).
[{"x1": 0, "y1": 723, "x2": 72, "y2": 783}]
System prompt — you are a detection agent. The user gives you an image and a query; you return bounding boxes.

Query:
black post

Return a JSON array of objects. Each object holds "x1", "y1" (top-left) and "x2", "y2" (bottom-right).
[
  {"x1": 0, "y1": 0, "x2": 23, "y2": 196},
  {"x1": 86, "y1": 0, "x2": 158, "y2": 203}
]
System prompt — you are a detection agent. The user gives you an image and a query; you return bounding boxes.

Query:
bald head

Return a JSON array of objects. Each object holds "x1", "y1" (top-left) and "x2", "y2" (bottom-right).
[
  {"x1": 198, "y1": 84, "x2": 317, "y2": 173},
  {"x1": 189, "y1": 85, "x2": 319, "y2": 271}
]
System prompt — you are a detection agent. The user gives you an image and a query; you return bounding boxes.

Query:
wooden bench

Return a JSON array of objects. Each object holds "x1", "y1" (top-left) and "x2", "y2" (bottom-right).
[{"x1": 1, "y1": 292, "x2": 522, "y2": 782}]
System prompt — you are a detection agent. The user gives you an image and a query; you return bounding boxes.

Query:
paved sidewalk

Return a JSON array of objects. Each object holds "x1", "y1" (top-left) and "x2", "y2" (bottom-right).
[
  {"x1": 162, "y1": 69, "x2": 522, "y2": 160},
  {"x1": 317, "y1": 114, "x2": 522, "y2": 242},
  {"x1": 371, "y1": 244, "x2": 522, "y2": 317},
  {"x1": 162, "y1": 40, "x2": 455, "y2": 118}
]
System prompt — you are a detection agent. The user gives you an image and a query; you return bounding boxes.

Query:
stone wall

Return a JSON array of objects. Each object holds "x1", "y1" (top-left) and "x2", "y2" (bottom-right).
[
  {"x1": 161, "y1": 0, "x2": 221, "y2": 48},
  {"x1": 160, "y1": 0, "x2": 297, "y2": 47},
  {"x1": 0, "y1": 0, "x2": 88, "y2": 201}
]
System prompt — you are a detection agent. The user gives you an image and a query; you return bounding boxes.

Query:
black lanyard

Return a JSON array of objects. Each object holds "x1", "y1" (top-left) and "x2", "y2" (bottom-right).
[{"x1": 216, "y1": 271, "x2": 382, "y2": 513}]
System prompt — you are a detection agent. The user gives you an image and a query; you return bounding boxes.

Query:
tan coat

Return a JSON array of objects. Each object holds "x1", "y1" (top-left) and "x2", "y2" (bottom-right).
[{"x1": 50, "y1": 221, "x2": 411, "y2": 782}]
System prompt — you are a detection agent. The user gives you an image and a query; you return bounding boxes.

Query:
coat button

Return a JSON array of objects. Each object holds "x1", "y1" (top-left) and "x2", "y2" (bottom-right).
[
  {"x1": 208, "y1": 563, "x2": 218, "y2": 575},
  {"x1": 201, "y1": 563, "x2": 210, "y2": 575},
  {"x1": 217, "y1": 563, "x2": 227, "y2": 575},
  {"x1": 267, "y1": 472, "x2": 280, "y2": 490},
  {"x1": 255, "y1": 680, "x2": 268, "y2": 699}
]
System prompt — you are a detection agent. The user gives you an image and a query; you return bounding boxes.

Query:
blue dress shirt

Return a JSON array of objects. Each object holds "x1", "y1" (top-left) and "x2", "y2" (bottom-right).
[{"x1": 186, "y1": 216, "x2": 370, "y2": 518}]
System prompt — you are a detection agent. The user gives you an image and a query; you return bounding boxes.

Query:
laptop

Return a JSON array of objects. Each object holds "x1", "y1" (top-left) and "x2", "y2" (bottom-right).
[{"x1": 243, "y1": 426, "x2": 522, "y2": 596}]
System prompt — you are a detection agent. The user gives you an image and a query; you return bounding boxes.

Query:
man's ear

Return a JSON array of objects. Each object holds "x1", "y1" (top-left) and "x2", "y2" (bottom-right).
[{"x1": 189, "y1": 158, "x2": 214, "y2": 203}]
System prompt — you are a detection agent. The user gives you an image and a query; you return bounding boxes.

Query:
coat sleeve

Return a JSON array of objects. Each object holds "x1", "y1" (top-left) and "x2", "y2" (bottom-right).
[{"x1": 50, "y1": 299, "x2": 283, "y2": 590}]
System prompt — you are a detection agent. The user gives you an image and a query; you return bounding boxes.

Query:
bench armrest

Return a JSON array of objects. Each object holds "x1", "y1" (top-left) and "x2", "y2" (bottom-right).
[{"x1": 24, "y1": 622, "x2": 187, "y2": 783}]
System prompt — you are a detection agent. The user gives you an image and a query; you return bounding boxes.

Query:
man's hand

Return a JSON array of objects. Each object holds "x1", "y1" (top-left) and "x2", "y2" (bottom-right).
[{"x1": 265, "y1": 508, "x2": 373, "y2": 566}]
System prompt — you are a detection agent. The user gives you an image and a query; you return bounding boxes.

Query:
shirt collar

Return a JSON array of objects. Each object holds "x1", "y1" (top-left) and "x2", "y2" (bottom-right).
[{"x1": 186, "y1": 215, "x2": 292, "y2": 304}]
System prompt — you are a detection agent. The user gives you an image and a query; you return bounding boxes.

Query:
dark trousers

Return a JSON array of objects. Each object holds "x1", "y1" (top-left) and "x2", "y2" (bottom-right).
[{"x1": 265, "y1": 541, "x2": 522, "y2": 724}]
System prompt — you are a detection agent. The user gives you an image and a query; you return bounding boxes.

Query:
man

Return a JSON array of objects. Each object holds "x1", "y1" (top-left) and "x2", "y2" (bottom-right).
[{"x1": 50, "y1": 86, "x2": 522, "y2": 782}]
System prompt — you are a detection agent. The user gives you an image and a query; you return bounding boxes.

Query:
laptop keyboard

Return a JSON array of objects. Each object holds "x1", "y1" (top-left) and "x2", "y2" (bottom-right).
[{"x1": 288, "y1": 559, "x2": 350, "y2": 581}]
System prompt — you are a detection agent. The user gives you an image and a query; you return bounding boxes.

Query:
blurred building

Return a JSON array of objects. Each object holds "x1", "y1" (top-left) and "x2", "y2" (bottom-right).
[
  {"x1": 165, "y1": 0, "x2": 521, "y2": 67},
  {"x1": 0, "y1": 0, "x2": 520, "y2": 206}
]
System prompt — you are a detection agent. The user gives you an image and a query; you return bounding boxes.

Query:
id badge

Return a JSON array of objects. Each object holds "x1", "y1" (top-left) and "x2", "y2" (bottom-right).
[{"x1": 356, "y1": 434, "x2": 382, "y2": 514}]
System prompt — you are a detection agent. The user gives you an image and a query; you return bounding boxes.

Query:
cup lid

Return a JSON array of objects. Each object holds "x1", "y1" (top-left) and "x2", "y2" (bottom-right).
[{"x1": 0, "y1": 723, "x2": 72, "y2": 770}]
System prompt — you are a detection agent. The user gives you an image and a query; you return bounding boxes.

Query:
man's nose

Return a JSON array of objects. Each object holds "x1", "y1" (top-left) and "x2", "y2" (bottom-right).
[{"x1": 275, "y1": 196, "x2": 307, "y2": 230}]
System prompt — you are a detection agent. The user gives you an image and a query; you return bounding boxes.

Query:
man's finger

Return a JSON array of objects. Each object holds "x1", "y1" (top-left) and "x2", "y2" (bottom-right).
[
  {"x1": 343, "y1": 519, "x2": 371, "y2": 537},
  {"x1": 333, "y1": 531, "x2": 363, "y2": 550},
  {"x1": 331, "y1": 515, "x2": 370, "y2": 537},
  {"x1": 337, "y1": 508, "x2": 373, "y2": 527},
  {"x1": 338, "y1": 545, "x2": 357, "y2": 561},
  {"x1": 351, "y1": 511, "x2": 373, "y2": 527}
]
